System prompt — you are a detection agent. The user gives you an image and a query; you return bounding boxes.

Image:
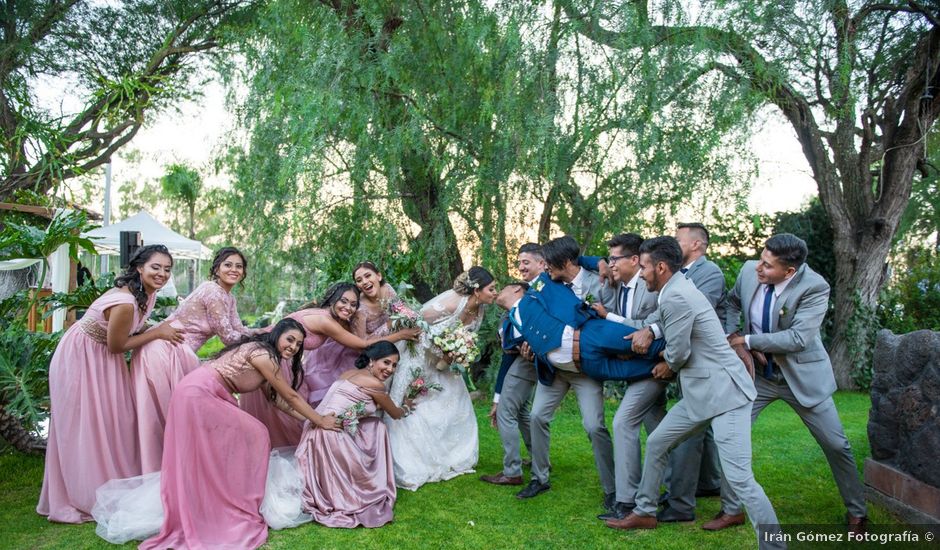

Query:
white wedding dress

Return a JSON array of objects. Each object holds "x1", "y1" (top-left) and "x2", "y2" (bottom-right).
[{"x1": 384, "y1": 290, "x2": 483, "y2": 491}]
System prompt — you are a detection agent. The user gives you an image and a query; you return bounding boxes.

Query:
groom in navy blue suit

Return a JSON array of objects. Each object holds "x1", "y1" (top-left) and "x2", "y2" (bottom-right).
[{"x1": 496, "y1": 274, "x2": 665, "y2": 385}]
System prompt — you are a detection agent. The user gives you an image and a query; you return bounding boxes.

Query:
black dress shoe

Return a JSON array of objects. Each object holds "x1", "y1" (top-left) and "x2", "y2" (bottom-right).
[
  {"x1": 603, "y1": 492, "x2": 617, "y2": 512},
  {"x1": 516, "y1": 479, "x2": 551, "y2": 499},
  {"x1": 657, "y1": 505, "x2": 695, "y2": 523},
  {"x1": 695, "y1": 487, "x2": 721, "y2": 498},
  {"x1": 598, "y1": 502, "x2": 635, "y2": 521}
]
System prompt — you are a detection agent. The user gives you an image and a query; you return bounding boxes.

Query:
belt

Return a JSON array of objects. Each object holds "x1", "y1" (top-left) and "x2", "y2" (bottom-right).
[{"x1": 572, "y1": 329, "x2": 582, "y2": 372}]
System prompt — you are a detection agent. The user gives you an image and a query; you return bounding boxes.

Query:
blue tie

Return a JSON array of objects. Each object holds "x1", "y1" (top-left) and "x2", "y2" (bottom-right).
[
  {"x1": 680, "y1": 267, "x2": 688, "y2": 274},
  {"x1": 508, "y1": 306, "x2": 523, "y2": 333},
  {"x1": 619, "y1": 285, "x2": 631, "y2": 317},
  {"x1": 761, "y1": 284, "x2": 775, "y2": 379}
]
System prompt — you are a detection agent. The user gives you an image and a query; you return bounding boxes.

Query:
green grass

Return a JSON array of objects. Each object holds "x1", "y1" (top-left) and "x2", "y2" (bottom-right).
[{"x1": 0, "y1": 391, "x2": 896, "y2": 549}]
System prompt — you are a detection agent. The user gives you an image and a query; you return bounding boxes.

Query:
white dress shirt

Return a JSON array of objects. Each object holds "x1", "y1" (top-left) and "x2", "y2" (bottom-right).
[
  {"x1": 546, "y1": 268, "x2": 585, "y2": 371},
  {"x1": 745, "y1": 274, "x2": 795, "y2": 348},
  {"x1": 605, "y1": 271, "x2": 641, "y2": 323}
]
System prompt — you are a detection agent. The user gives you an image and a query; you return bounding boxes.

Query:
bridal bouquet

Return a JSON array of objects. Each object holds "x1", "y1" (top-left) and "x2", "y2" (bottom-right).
[
  {"x1": 431, "y1": 324, "x2": 481, "y2": 375},
  {"x1": 337, "y1": 400, "x2": 368, "y2": 436},
  {"x1": 384, "y1": 297, "x2": 429, "y2": 351},
  {"x1": 405, "y1": 367, "x2": 443, "y2": 400}
]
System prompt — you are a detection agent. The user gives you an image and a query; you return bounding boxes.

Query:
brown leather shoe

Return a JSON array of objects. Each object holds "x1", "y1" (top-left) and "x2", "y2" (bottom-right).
[
  {"x1": 605, "y1": 512, "x2": 658, "y2": 530},
  {"x1": 847, "y1": 514, "x2": 868, "y2": 534},
  {"x1": 702, "y1": 511, "x2": 746, "y2": 531},
  {"x1": 480, "y1": 473, "x2": 523, "y2": 486}
]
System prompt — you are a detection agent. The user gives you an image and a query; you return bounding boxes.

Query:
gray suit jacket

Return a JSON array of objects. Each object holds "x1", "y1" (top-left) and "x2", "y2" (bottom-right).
[
  {"x1": 638, "y1": 255, "x2": 725, "y2": 332},
  {"x1": 723, "y1": 260, "x2": 835, "y2": 408},
  {"x1": 659, "y1": 275, "x2": 756, "y2": 422},
  {"x1": 612, "y1": 280, "x2": 658, "y2": 321},
  {"x1": 580, "y1": 268, "x2": 617, "y2": 312}
]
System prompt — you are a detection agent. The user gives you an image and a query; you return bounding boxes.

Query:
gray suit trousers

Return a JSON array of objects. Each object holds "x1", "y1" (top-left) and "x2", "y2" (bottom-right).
[
  {"x1": 664, "y1": 426, "x2": 723, "y2": 514},
  {"x1": 720, "y1": 375, "x2": 867, "y2": 517},
  {"x1": 531, "y1": 370, "x2": 615, "y2": 494},
  {"x1": 612, "y1": 377, "x2": 668, "y2": 503},
  {"x1": 635, "y1": 400, "x2": 783, "y2": 549},
  {"x1": 497, "y1": 357, "x2": 536, "y2": 477}
]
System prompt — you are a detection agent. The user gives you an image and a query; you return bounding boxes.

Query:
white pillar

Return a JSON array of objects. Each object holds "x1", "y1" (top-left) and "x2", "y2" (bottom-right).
[{"x1": 49, "y1": 244, "x2": 70, "y2": 331}]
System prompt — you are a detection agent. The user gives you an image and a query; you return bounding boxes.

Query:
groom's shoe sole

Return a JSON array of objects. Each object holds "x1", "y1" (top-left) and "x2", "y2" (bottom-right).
[{"x1": 516, "y1": 481, "x2": 551, "y2": 499}]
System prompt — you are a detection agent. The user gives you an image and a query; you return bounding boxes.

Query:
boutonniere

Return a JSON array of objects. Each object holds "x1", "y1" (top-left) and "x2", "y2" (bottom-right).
[
  {"x1": 532, "y1": 280, "x2": 545, "y2": 292},
  {"x1": 584, "y1": 293, "x2": 596, "y2": 305},
  {"x1": 779, "y1": 306, "x2": 789, "y2": 317}
]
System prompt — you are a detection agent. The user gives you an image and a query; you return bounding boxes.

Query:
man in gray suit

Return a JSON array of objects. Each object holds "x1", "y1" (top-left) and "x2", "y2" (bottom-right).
[
  {"x1": 518, "y1": 235, "x2": 618, "y2": 513},
  {"x1": 481, "y1": 243, "x2": 544, "y2": 486},
  {"x1": 629, "y1": 222, "x2": 726, "y2": 521},
  {"x1": 706, "y1": 233, "x2": 867, "y2": 531},
  {"x1": 606, "y1": 236, "x2": 782, "y2": 550},
  {"x1": 587, "y1": 233, "x2": 667, "y2": 520}
]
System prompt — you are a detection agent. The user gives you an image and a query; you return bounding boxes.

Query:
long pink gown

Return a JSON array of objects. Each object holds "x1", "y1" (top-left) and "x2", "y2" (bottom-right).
[
  {"x1": 37, "y1": 289, "x2": 156, "y2": 523},
  {"x1": 304, "y1": 291, "x2": 394, "y2": 406},
  {"x1": 238, "y1": 308, "x2": 327, "y2": 447},
  {"x1": 131, "y1": 281, "x2": 256, "y2": 473},
  {"x1": 295, "y1": 379, "x2": 396, "y2": 528},
  {"x1": 140, "y1": 342, "x2": 279, "y2": 550}
]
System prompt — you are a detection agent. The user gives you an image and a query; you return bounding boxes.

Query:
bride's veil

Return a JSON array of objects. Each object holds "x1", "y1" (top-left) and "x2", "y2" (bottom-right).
[{"x1": 419, "y1": 289, "x2": 468, "y2": 327}]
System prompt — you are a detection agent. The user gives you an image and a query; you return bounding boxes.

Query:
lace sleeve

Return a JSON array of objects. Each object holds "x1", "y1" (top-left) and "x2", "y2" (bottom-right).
[{"x1": 204, "y1": 285, "x2": 254, "y2": 345}]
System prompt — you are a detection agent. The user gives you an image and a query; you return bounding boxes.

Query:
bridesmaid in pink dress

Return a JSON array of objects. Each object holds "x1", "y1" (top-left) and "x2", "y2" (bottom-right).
[
  {"x1": 141, "y1": 318, "x2": 339, "y2": 550},
  {"x1": 240, "y1": 282, "x2": 418, "y2": 446},
  {"x1": 131, "y1": 246, "x2": 259, "y2": 473},
  {"x1": 296, "y1": 341, "x2": 413, "y2": 528},
  {"x1": 303, "y1": 262, "x2": 399, "y2": 406},
  {"x1": 37, "y1": 245, "x2": 183, "y2": 524}
]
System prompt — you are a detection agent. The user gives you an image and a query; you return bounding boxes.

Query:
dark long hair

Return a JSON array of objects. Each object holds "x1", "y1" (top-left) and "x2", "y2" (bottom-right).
[
  {"x1": 209, "y1": 246, "x2": 248, "y2": 285},
  {"x1": 211, "y1": 317, "x2": 307, "y2": 391},
  {"x1": 354, "y1": 341, "x2": 400, "y2": 370},
  {"x1": 297, "y1": 282, "x2": 361, "y2": 312},
  {"x1": 114, "y1": 244, "x2": 172, "y2": 313}
]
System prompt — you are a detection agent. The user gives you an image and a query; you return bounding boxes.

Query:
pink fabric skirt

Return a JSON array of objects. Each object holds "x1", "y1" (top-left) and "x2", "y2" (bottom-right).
[
  {"x1": 295, "y1": 381, "x2": 396, "y2": 528},
  {"x1": 303, "y1": 338, "x2": 358, "y2": 406},
  {"x1": 130, "y1": 335, "x2": 201, "y2": 474},
  {"x1": 37, "y1": 326, "x2": 140, "y2": 523},
  {"x1": 141, "y1": 367, "x2": 271, "y2": 550},
  {"x1": 238, "y1": 359, "x2": 307, "y2": 447}
]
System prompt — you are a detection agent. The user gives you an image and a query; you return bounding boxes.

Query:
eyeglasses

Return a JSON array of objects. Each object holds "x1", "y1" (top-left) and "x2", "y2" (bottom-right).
[{"x1": 608, "y1": 254, "x2": 636, "y2": 262}]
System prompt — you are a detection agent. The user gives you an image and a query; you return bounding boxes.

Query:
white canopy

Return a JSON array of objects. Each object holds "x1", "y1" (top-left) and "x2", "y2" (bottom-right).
[{"x1": 83, "y1": 210, "x2": 212, "y2": 260}]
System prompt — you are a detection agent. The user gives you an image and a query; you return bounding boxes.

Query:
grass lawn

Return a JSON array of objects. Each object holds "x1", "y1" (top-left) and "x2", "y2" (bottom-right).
[{"x1": 0, "y1": 391, "x2": 896, "y2": 549}]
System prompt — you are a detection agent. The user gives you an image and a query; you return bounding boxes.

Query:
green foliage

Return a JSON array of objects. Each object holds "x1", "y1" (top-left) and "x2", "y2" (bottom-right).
[
  {"x1": 41, "y1": 273, "x2": 116, "y2": 316},
  {"x1": 0, "y1": 320, "x2": 59, "y2": 431},
  {"x1": 879, "y1": 247, "x2": 940, "y2": 334},
  {"x1": 0, "y1": 0, "x2": 251, "y2": 199},
  {"x1": 844, "y1": 293, "x2": 878, "y2": 392},
  {"x1": 0, "y1": 210, "x2": 98, "y2": 264},
  {"x1": 772, "y1": 198, "x2": 836, "y2": 285}
]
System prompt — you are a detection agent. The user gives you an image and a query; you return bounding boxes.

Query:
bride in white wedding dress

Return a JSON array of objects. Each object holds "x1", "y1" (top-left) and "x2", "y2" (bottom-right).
[{"x1": 385, "y1": 267, "x2": 498, "y2": 491}]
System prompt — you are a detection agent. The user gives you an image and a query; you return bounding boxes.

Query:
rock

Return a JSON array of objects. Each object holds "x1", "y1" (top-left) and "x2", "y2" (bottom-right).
[{"x1": 869, "y1": 329, "x2": 940, "y2": 489}]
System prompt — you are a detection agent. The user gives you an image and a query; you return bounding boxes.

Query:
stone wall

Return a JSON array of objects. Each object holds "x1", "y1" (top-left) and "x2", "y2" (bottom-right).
[{"x1": 868, "y1": 329, "x2": 940, "y2": 489}]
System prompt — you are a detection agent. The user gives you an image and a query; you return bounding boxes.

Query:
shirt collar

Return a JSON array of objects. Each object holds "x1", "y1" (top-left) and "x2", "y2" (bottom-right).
[
  {"x1": 623, "y1": 271, "x2": 641, "y2": 290},
  {"x1": 571, "y1": 267, "x2": 585, "y2": 286},
  {"x1": 768, "y1": 272, "x2": 796, "y2": 297}
]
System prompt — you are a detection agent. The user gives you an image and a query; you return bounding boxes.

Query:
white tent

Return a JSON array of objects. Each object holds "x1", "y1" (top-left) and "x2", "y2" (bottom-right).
[{"x1": 83, "y1": 210, "x2": 212, "y2": 260}]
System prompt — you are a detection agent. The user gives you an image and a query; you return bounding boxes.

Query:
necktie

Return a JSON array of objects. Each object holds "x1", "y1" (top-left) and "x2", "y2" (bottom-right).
[
  {"x1": 620, "y1": 285, "x2": 631, "y2": 317},
  {"x1": 761, "y1": 284, "x2": 775, "y2": 379},
  {"x1": 508, "y1": 306, "x2": 523, "y2": 333},
  {"x1": 564, "y1": 282, "x2": 573, "y2": 290},
  {"x1": 680, "y1": 267, "x2": 689, "y2": 274}
]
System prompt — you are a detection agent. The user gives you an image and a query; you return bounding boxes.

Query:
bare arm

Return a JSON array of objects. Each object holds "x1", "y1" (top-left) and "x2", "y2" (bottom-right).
[
  {"x1": 305, "y1": 314, "x2": 417, "y2": 349},
  {"x1": 106, "y1": 303, "x2": 182, "y2": 353},
  {"x1": 249, "y1": 353, "x2": 338, "y2": 430}
]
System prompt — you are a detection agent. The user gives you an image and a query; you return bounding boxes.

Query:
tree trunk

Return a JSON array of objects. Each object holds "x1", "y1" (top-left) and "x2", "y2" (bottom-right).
[{"x1": 0, "y1": 406, "x2": 45, "y2": 455}]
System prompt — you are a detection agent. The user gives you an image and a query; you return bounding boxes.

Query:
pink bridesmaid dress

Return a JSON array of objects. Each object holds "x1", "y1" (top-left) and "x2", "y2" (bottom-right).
[
  {"x1": 295, "y1": 379, "x2": 396, "y2": 528},
  {"x1": 141, "y1": 342, "x2": 278, "y2": 550},
  {"x1": 238, "y1": 308, "x2": 328, "y2": 447},
  {"x1": 37, "y1": 289, "x2": 156, "y2": 523},
  {"x1": 131, "y1": 281, "x2": 256, "y2": 473},
  {"x1": 304, "y1": 294, "x2": 393, "y2": 406}
]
